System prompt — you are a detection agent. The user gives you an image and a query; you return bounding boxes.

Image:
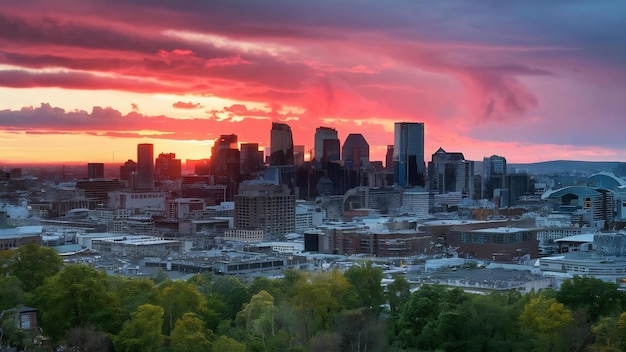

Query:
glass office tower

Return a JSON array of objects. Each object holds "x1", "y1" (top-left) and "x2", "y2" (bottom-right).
[
  {"x1": 270, "y1": 122, "x2": 294, "y2": 166},
  {"x1": 393, "y1": 122, "x2": 425, "y2": 187}
]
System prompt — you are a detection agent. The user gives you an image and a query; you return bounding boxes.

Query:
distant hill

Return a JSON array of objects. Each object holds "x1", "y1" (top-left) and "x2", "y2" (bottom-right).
[{"x1": 508, "y1": 160, "x2": 626, "y2": 176}]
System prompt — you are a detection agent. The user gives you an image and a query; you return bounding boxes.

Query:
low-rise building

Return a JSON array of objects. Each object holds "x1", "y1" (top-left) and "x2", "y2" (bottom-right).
[
  {"x1": 538, "y1": 232, "x2": 626, "y2": 288},
  {"x1": 91, "y1": 235, "x2": 182, "y2": 258},
  {"x1": 0, "y1": 226, "x2": 42, "y2": 250}
]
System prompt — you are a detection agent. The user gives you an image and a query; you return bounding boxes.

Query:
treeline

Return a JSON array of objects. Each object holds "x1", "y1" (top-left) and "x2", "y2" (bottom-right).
[{"x1": 2, "y1": 244, "x2": 626, "y2": 351}]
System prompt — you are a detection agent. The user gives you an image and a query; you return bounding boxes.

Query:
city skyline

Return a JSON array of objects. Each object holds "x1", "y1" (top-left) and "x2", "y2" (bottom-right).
[{"x1": 1, "y1": 1, "x2": 625, "y2": 164}]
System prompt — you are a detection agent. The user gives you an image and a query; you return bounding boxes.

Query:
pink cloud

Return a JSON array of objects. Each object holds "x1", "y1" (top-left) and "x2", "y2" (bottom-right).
[
  {"x1": 0, "y1": 1, "x2": 625, "y2": 163},
  {"x1": 173, "y1": 101, "x2": 204, "y2": 109}
]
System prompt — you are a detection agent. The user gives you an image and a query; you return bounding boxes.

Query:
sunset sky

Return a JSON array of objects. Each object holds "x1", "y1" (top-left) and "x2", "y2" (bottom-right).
[{"x1": 1, "y1": 0, "x2": 625, "y2": 164}]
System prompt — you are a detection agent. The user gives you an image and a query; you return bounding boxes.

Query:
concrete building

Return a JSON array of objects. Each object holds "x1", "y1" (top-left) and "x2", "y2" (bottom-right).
[
  {"x1": 304, "y1": 218, "x2": 431, "y2": 257},
  {"x1": 91, "y1": 235, "x2": 183, "y2": 258},
  {"x1": 0, "y1": 226, "x2": 42, "y2": 250},
  {"x1": 234, "y1": 181, "x2": 296, "y2": 239},
  {"x1": 108, "y1": 190, "x2": 167, "y2": 212},
  {"x1": 222, "y1": 229, "x2": 265, "y2": 242},
  {"x1": 400, "y1": 190, "x2": 430, "y2": 219},
  {"x1": 448, "y1": 226, "x2": 539, "y2": 262},
  {"x1": 538, "y1": 232, "x2": 626, "y2": 288},
  {"x1": 343, "y1": 186, "x2": 402, "y2": 215},
  {"x1": 165, "y1": 198, "x2": 205, "y2": 220}
]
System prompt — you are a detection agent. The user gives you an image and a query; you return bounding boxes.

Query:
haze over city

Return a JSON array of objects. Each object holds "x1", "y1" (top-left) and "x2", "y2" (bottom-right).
[{"x1": 1, "y1": 1, "x2": 625, "y2": 164}]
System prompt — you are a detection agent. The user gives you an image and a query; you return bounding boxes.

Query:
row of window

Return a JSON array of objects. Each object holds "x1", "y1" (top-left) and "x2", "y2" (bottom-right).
[{"x1": 460, "y1": 231, "x2": 533, "y2": 244}]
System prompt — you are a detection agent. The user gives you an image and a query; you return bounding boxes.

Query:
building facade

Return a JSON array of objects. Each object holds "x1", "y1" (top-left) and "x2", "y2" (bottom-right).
[
  {"x1": 314, "y1": 126, "x2": 340, "y2": 162},
  {"x1": 155, "y1": 153, "x2": 182, "y2": 181},
  {"x1": 393, "y1": 122, "x2": 425, "y2": 187},
  {"x1": 270, "y1": 122, "x2": 294, "y2": 166},
  {"x1": 137, "y1": 143, "x2": 154, "y2": 190},
  {"x1": 234, "y1": 182, "x2": 296, "y2": 239}
]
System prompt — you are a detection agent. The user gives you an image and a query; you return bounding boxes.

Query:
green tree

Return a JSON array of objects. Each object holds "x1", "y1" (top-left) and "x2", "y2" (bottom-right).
[
  {"x1": 169, "y1": 313, "x2": 213, "y2": 352},
  {"x1": 1, "y1": 311, "x2": 29, "y2": 349},
  {"x1": 212, "y1": 335, "x2": 246, "y2": 352},
  {"x1": 108, "y1": 275, "x2": 156, "y2": 322},
  {"x1": 589, "y1": 316, "x2": 621, "y2": 351},
  {"x1": 248, "y1": 276, "x2": 286, "y2": 304},
  {"x1": 617, "y1": 312, "x2": 626, "y2": 351},
  {"x1": 211, "y1": 276, "x2": 251, "y2": 320},
  {"x1": 0, "y1": 275, "x2": 25, "y2": 310},
  {"x1": 386, "y1": 275, "x2": 411, "y2": 315},
  {"x1": 395, "y1": 285, "x2": 471, "y2": 351},
  {"x1": 556, "y1": 276, "x2": 625, "y2": 322},
  {"x1": 463, "y1": 293, "x2": 518, "y2": 352},
  {"x1": 155, "y1": 279, "x2": 211, "y2": 335},
  {"x1": 519, "y1": 296, "x2": 574, "y2": 351},
  {"x1": 236, "y1": 290, "x2": 277, "y2": 344},
  {"x1": 344, "y1": 262, "x2": 384, "y2": 314},
  {"x1": 29, "y1": 264, "x2": 120, "y2": 341},
  {"x1": 115, "y1": 304, "x2": 165, "y2": 352},
  {"x1": 3, "y1": 243, "x2": 63, "y2": 292},
  {"x1": 291, "y1": 270, "x2": 358, "y2": 337}
]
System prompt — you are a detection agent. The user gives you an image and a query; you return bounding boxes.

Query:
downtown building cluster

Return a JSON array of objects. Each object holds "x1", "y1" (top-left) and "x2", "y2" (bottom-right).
[{"x1": 2, "y1": 121, "x2": 626, "y2": 289}]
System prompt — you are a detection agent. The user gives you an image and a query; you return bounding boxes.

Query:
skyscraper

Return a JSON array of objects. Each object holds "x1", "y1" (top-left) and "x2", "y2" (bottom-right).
[
  {"x1": 385, "y1": 145, "x2": 394, "y2": 171},
  {"x1": 87, "y1": 162, "x2": 104, "y2": 179},
  {"x1": 293, "y1": 145, "x2": 305, "y2": 166},
  {"x1": 240, "y1": 143, "x2": 264, "y2": 177},
  {"x1": 211, "y1": 134, "x2": 240, "y2": 177},
  {"x1": 393, "y1": 122, "x2": 425, "y2": 187},
  {"x1": 428, "y1": 147, "x2": 472, "y2": 196},
  {"x1": 483, "y1": 155, "x2": 507, "y2": 200},
  {"x1": 155, "y1": 152, "x2": 181, "y2": 181},
  {"x1": 120, "y1": 159, "x2": 137, "y2": 183},
  {"x1": 270, "y1": 122, "x2": 294, "y2": 166},
  {"x1": 136, "y1": 143, "x2": 154, "y2": 190},
  {"x1": 314, "y1": 127, "x2": 340, "y2": 162},
  {"x1": 342, "y1": 133, "x2": 369, "y2": 168}
]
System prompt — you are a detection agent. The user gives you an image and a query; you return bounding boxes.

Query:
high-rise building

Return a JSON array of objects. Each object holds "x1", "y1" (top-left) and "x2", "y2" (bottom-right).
[
  {"x1": 234, "y1": 181, "x2": 296, "y2": 239},
  {"x1": 270, "y1": 122, "x2": 294, "y2": 166},
  {"x1": 393, "y1": 122, "x2": 425, "y2": 187},
  {"x1": 87, "y1": 163, "x2": 104, "y2": 179},
  {"x1": 293, "y1": 145, "x2": 305, "y2": 166},
  {"x1": 483, "y1": 155, "x2": 507, "y2": 200},
  {"x1": 120, "y1": 159, "x2": 137, "y2": 187},
  {"x1": 385, "y1": 145, "x2": 394, "y2": 171},
  {"x1": 136, "y1": 143, "x2": 154, "y2": 190},
  {"x1": 342, "y1": 133, "x2": 369, "y2": 168},
  {"x1": 211, "y1": 134, "x2": 241, "y2": 200},
  {"x1": 506, "y1": 173, "x2": 532, "y2": 207},
  {"x1": 428, "y1": 147, "x2": 474, "y2": 198},
  {"x1": 155, "y1": 153, "x2": 182, "y2": 181},
  {"x1": 211, "y1": 134, "x2": 240, "y2": 177},
  {"x1": 314, "y1": 127, "x2": 340, "y2": 162},
  {"x1": 240, "y1": 143, "x2": 264, "y2": 177}
]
